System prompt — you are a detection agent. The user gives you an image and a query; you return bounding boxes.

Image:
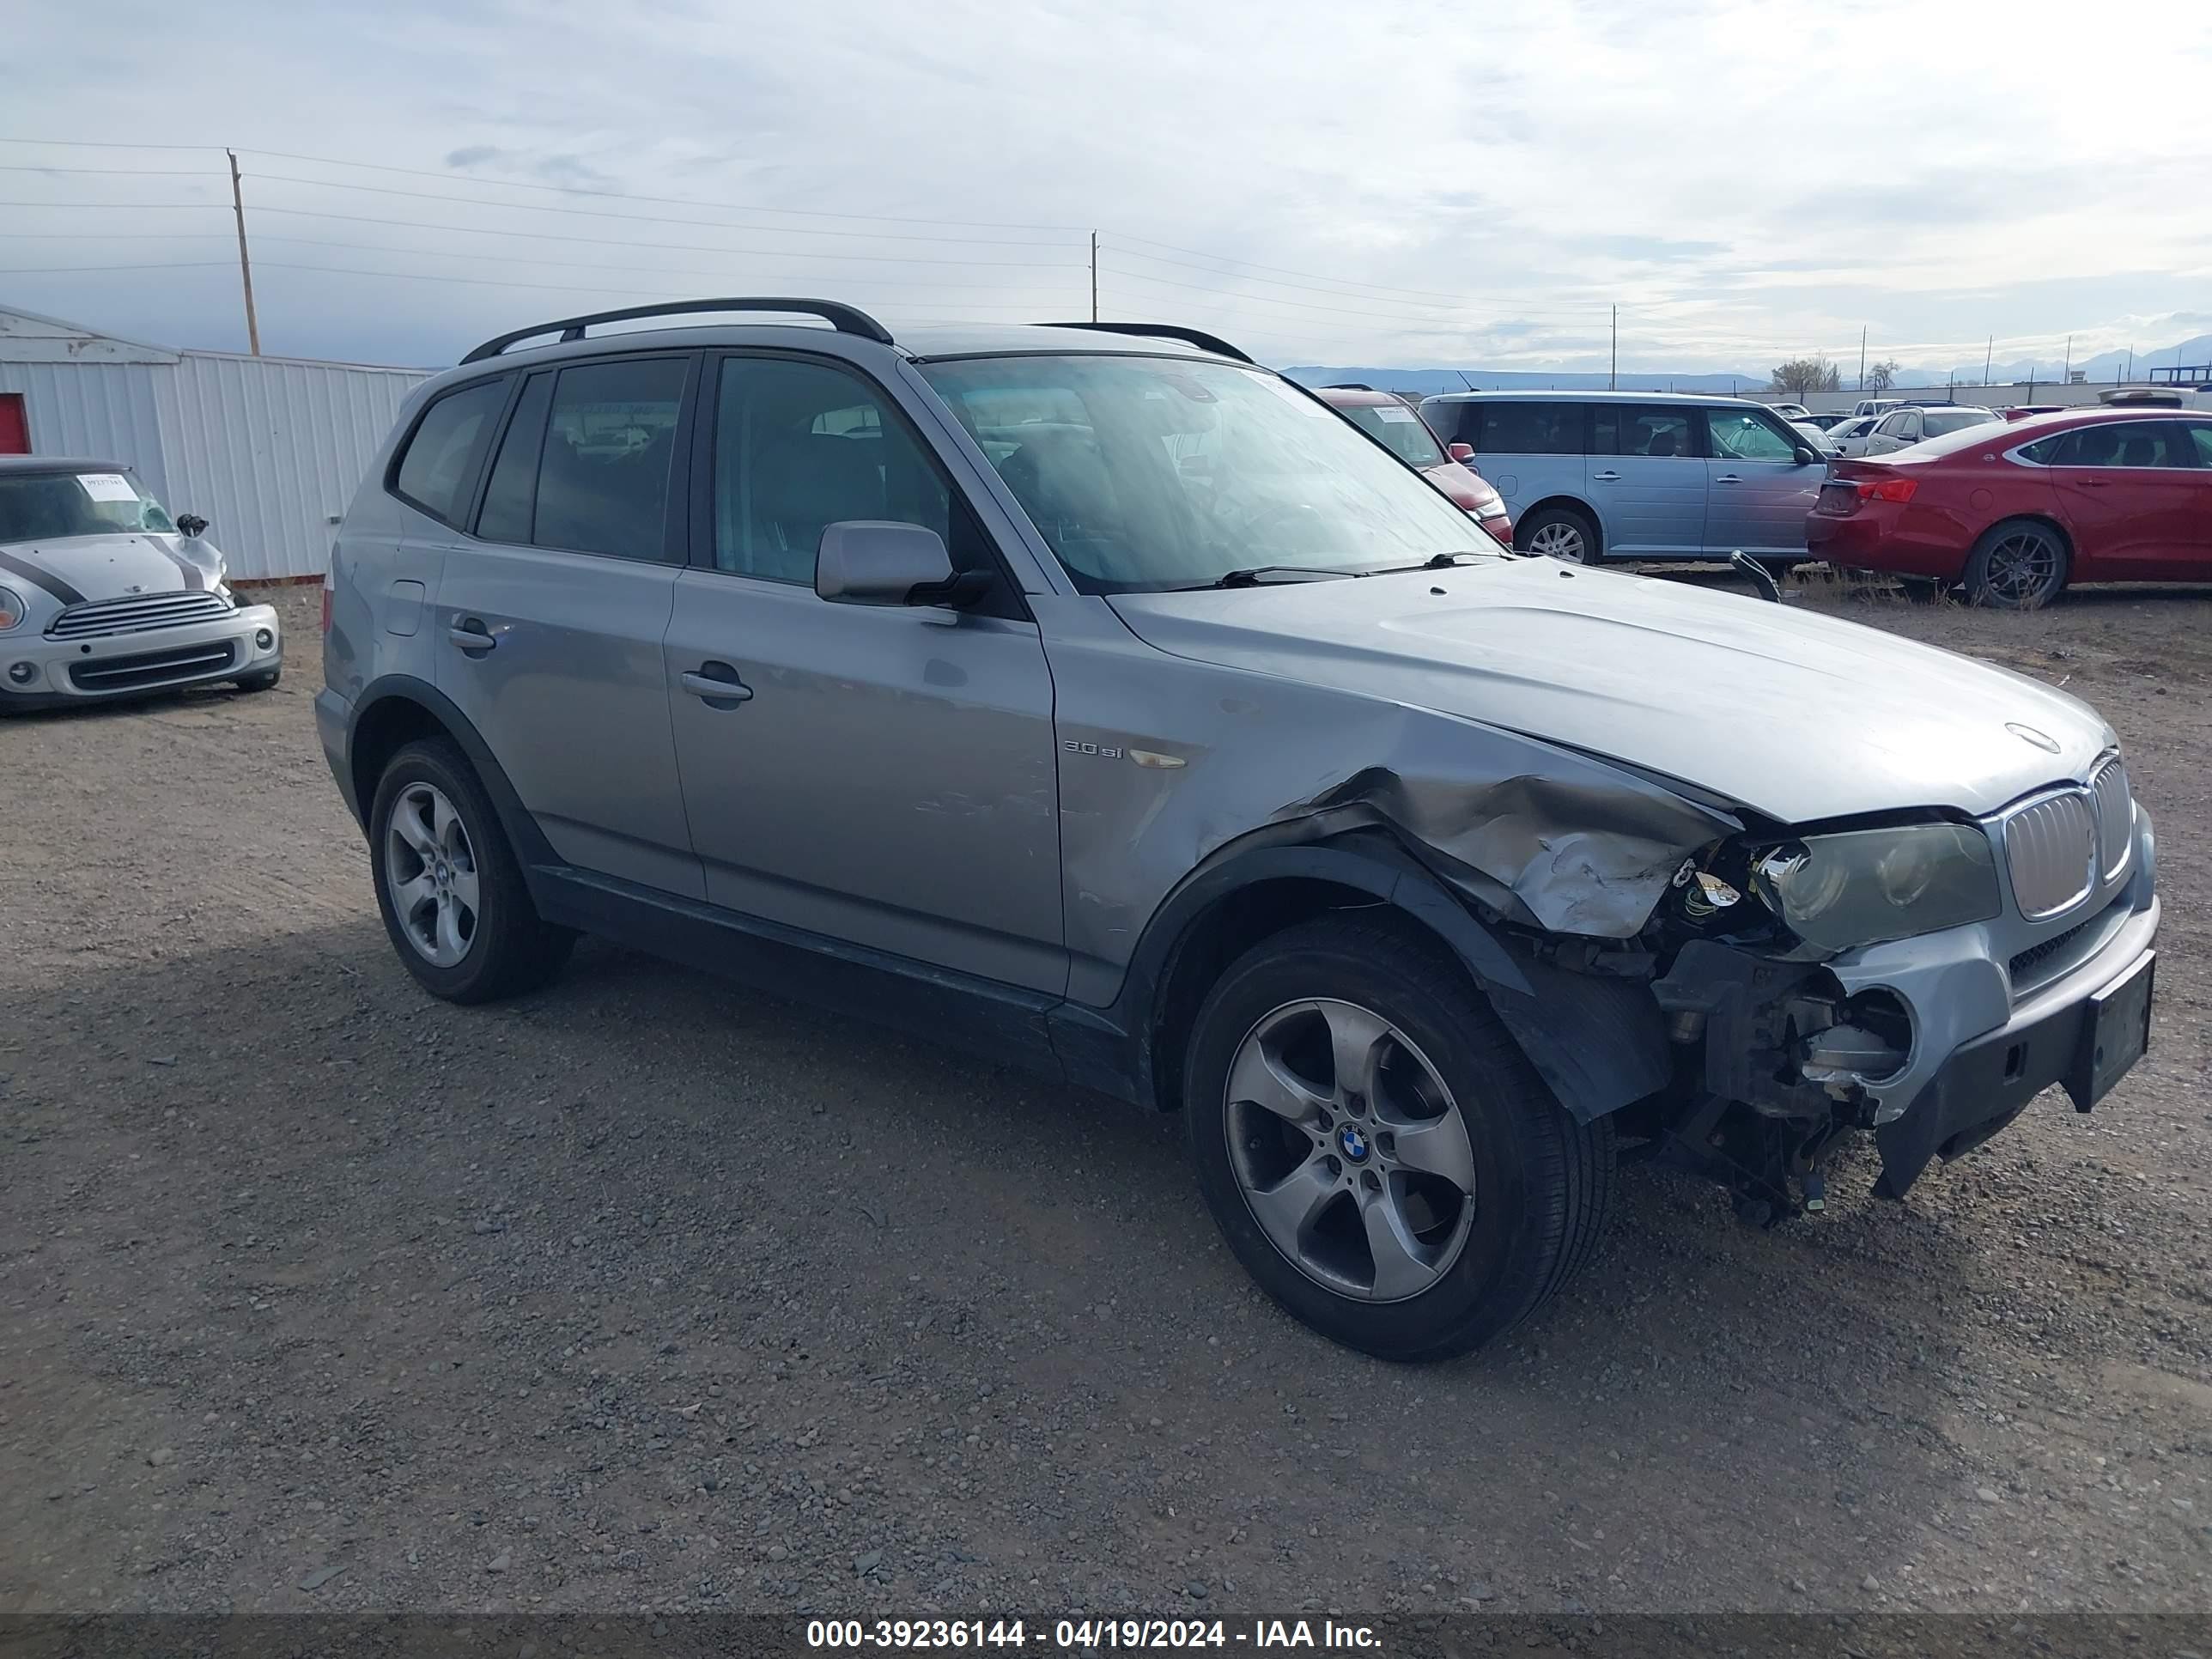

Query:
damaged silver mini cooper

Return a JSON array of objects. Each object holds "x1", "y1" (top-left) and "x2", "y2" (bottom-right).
[{"x1": 319, "y1": 301, "x2": 2158, "y2": 1360}]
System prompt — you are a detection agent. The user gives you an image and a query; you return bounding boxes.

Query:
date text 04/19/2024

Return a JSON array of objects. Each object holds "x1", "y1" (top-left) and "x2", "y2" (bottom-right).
[{"x1": 805, "y1": 1620, "x2": 1384, "y2": 1649}]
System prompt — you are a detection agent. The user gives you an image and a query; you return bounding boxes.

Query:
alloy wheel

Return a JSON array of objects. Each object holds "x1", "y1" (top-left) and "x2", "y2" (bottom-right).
[
  {"x1": 1527, "y1": 520, "x2": 1589, "y2": 562},
  {"x1": 384, "y1": 781, "x2": 481, "y2": 968},
  {"x1": 1223, "y1": 998, "x2": 1478, "y2": 1303},
  {"x1": 1981, "y1": 526, "x2": 2063, "y2": 606}
]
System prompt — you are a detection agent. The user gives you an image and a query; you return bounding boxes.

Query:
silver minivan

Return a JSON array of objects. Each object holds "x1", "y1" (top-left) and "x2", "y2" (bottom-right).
[{"x1": 1418, "y1": 391, "x2": 1828, "y2": 565}]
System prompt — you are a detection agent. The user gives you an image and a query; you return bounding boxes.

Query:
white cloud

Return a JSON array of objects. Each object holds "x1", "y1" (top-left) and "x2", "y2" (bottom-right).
[{"x1": 3, "y1": 0, "x2": 2209, "y2": 374}]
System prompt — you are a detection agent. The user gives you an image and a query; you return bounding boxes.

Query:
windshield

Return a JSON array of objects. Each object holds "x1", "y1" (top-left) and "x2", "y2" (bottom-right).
[
  {"x1": 919, "y1": 356, "x2": 1485, "y2": 591},
  {"x1": 1333, "y1": 400, "x2": 1447, "y2": 467},
  {"x1": 0, "y1": 470, "x2": 176, "y2": 544}
]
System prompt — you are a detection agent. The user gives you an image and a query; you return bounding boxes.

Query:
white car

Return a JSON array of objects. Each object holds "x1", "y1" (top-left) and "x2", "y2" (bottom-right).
[
  {"x1": 1790, "y1": 420, "x2": 1842, "y2": 458},
  {"x1": 1859, "y1": 404, "x2": 1998, "y2": 457},
  {"x1": 1826, "y1": 415, "x2": 1882, "y2": 457},
  {"x1": 0, "y1": 458, "x2": 283, "y2": 710},
  {"x1": 1767, "y1": 400, "x2": 1813, "y2": 422}
]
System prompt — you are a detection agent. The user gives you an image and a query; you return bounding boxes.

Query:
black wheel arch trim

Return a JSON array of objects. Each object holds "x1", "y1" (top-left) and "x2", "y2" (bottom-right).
[
  {"x1": 345, "y1": 674, "x2": 562, "y2": 881},
  {"x1": 1050, "y1": 830, "x2": 1670, "y2": 1127}
]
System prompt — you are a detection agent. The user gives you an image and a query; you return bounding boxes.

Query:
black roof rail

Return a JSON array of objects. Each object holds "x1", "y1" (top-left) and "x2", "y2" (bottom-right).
[
  {"x1": 459, "y1": 297, "x2": 894, "y2": 364},
  {"x1": 1322, "y1": 382, "x2": 1375, "y2": 391},
  {"x1": 1034, "y1": 321, "x2": 1255, "y2": 365}
]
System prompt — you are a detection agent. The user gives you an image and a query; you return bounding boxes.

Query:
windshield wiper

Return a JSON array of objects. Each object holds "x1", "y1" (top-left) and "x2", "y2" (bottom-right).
[
  {"x1": 1370, "y1": 550, "x2": 1498, "y2": 574},
  {"x1": 1194, "y1": 564, "x2": 1369, "y2": 589}
]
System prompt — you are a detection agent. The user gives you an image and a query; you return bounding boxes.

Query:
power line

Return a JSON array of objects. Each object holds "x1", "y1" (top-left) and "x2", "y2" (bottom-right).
[
  {"x1": 1099, "y1": 263, "x2": 1620, "y2": 326},
  {"x1": 0, "y1": 261, "x2": 235, "y2": 275},
  {"x1": 0, "y1": 137, "x2": 221, "y2": 151},
  {"x1": 240, "y1": 148, "x2": 1091, "y2": 234},
  {"x1": 0, "y1": 162, "x2": 221, "y2": 178},
  {"x1": 240, "y1": 169, "x2": 1083, "y2": 246},
  {"x1": 1104, "y1": 233, "x2": 1487, "y2": 305}
]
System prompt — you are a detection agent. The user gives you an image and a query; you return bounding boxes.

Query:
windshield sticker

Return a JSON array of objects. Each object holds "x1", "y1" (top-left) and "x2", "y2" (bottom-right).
[
  {"x1": 1373, "y1": 406, "x2": 1416, "y2": 423},
  {"x1": 77, "y1": 473, "x2": 137, "y2": 502}
]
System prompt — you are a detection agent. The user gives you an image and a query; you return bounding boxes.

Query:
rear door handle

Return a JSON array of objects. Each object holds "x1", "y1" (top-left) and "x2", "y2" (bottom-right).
[
  {"x1": 1715, "y1": 474, "x2": 1744, "y2": 484},
  {"x1": 2076, "y1": 477, "x2": 2112, "y2": 488},
  {"x1": 447, "y1": 621, "x2": 496, "y2": 653},
  {"x1": 1590, "y1": 470, "x2": 1621, "y2": 483},
  {"x1": 681, "y1": 664, "x2": 754, "y2": 705}
]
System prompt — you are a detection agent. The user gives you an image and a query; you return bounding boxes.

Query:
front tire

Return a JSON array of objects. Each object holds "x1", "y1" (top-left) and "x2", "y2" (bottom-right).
[
  {"x1": 368, "y1": 737, "x2": 573, "y2": 1003},
  {"x1": 1963, "y1": 518, "x2": 2069, "y2": 610},
  {"x1": 1516, "y1": 505, "x2": 1600, "y2": 564},
  {"x1": 1182, "y1": 917, "x2": 1615, "y2": 1361}
]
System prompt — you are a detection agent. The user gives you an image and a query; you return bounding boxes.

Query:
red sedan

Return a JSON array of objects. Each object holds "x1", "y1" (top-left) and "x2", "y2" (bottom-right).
[
  {"x1": 1313, "y1": 385, "x2": 1514, "y2": 545},
  {"x1": 1807, "y1": 408, "x2": 2212, "y2": 606}
]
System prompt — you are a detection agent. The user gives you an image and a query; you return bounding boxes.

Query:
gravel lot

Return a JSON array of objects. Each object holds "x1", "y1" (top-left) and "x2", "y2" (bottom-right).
[{"x1": 3, "y1": 579, "x2": 2208, "y2": 1620}]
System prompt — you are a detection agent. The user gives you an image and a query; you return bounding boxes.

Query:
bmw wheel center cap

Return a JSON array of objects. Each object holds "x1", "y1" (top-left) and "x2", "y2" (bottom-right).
[{"x1": 1339, "y1": 1125, "x2": 1370, "y2": 1164}]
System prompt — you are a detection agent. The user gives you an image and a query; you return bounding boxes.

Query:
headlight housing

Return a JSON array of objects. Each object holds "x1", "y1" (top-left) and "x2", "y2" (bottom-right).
[
  {"x1": 1752, "y1": 823, "x2": 1999, "y2": 951},
  {"x1": 0, "y1": 585, "x2": 24, "y2": 632}
]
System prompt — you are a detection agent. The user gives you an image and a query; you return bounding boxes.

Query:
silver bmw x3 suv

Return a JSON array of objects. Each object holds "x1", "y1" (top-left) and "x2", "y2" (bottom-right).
[{"x1": 318, "y1": 299, "x2": 2158, "y2": 1360}]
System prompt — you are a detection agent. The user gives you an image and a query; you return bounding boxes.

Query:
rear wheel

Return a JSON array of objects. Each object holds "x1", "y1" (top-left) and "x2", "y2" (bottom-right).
[
  {"x1": 1963, "y1": 518, "x2": 2069, "y2": 610},
  {"x1": 1516, "y1": 506, "x2": 1600, "y2": 564},
  {"x1": 368, "y1": 737, "x2": 573, "y2": 1003},
  {"x1": 1182, "y1": 917, "x2": 1615, "y2": 1361}
]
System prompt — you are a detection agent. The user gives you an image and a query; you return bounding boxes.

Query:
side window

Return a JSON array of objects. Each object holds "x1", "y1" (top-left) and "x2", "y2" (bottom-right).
[
  {"x1": 1474, "y1": 402, "x2": 1584, "y2": 455},
  {"x1": 529, "y1": 358, "x2": 687, "y2": 561},
  {"x1": 1876, "y1": 411, "x2": 1913, "y2": 441},
  {"x1": 2051, "y1": 422, "x2": 2189, "y2": 469},
  {"x1": 392, "y1": 378, "x2": 508, "y2": 527},
  {"x1": 712, "y1": 356, "x2": 978, "y2": 585},
  {"x1": 475, "y1": 372, "x2": 554, "y2": 544},
  {"x1": 2188, "y1": 423, "x2": 2212, "y2": 466},
  {"x1": 1708, "y1": 410, "x2": 1797, "y2": 461},
  {"x1": 1603, "y1": 405, "x2": 1694, "y2": 459}
]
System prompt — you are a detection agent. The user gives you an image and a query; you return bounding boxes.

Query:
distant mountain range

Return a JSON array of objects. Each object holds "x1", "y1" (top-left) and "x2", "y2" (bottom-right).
[{"x1": 1285, "y1": 332, "x2": 2212, "y2": 396}]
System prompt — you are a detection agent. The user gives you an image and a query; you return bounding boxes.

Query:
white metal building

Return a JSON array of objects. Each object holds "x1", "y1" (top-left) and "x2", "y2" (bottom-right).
[{"x1": 0, "y1": 306, "x2": 432, "y2": 581}]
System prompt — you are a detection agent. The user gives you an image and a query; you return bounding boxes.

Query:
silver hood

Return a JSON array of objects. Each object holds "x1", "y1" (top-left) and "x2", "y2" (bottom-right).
[
  {"x1": 0, "y1": 532, "x2": 223, "y2": 607},
  {"x1": 1109, "y1": 559, "x2": 2112, "y2": 824}
]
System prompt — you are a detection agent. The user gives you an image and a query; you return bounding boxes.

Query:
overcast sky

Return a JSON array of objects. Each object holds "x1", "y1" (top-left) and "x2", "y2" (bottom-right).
[{"x1": 6, "y1": 0, "x2": 2211, "y2": 374}]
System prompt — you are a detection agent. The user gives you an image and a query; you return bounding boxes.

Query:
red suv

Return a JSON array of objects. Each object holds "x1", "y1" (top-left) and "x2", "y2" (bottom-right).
[
  {"x1": 1313, "y1": 386, "x2": 1512, "y2": 545},
  {"x1": 1807, "y1": 408, "x2": 2212, "y2": 606}
]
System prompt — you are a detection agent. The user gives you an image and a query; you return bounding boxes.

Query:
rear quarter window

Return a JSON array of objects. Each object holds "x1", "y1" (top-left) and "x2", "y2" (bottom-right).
[
  {"x1": 1474, "y1": 402, "x2": 1585, "y2": 455},
  {"x1": 392, "y1": 378, "x2": 510, "y2": 527}
]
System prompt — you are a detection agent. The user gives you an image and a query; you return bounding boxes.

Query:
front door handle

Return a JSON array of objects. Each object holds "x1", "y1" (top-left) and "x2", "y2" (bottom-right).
[
  {"x1": 2076, "y1": 477, "x2": 2112, "y2": 488},
  {"x1": 681, "y1": 664, "x2": 754, "y2": 706},
  {"x1": 447, "y1": 621, "x2": 496, "y2": 653},
  {"x1": 1590, "y1": 470, "x2": 1622, "y2": 483},
  {"x1": 1715, "y1": 473, "x2": 1744, "y2": 484}
]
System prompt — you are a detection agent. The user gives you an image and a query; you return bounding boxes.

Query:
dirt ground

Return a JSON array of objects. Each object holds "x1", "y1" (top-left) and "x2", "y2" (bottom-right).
[{"x1": 2, "y1": 577, "x2": 2207, "y2": 1620}]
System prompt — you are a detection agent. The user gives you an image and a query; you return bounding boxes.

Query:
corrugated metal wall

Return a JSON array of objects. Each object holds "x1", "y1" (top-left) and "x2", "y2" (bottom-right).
[
  {"x1": 157, "y1": 355, "x2": 427, "y2": 580},
  {"x1": 3, "y1": 342, "x2": 430, "y2": 581},
  {"x1": 0, "y1": 360, "x2": 175, "y2": 504}
]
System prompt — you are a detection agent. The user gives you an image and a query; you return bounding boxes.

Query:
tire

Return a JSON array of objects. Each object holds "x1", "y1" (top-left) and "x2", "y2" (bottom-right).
[
  {"x1": 1962, "y1": 518, "x2": 2070, "y2": 610},
  {"x1": 234, "y1": 667, "x2": 282, "y2": 693},
  {"x1": 1182, "y1": 916, "x2": 1616, "y2": 1361},
  {"x1": 1515, "y1": 505, "x2": 1600, "y2": 564},
  {"x1": 367, "y1": 736, "x2": 574, "y2": 1003}
]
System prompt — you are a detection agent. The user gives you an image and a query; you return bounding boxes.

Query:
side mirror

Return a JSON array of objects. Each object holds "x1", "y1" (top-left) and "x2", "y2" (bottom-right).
[
  {"x1": 815, "y1": 520, "x2": 986, "y2": 608},
  {"x1": 177, "y1": 513, "x2": 209, "y2": 538},
  {"x1": 1446, "y1": 442, "x2": 1475, "y2": 464},
  {"x1": 1793, "y1": 446, "x2": 1818, "y2": 465}
]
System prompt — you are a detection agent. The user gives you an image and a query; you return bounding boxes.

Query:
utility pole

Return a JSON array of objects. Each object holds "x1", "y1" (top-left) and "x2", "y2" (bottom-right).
[
  {"x1": 1090, "y1": 232, "x2": 1097, "y2": 323},
  {"x1": 1857, "y1": 326, "x2": 1867, "y2": 392},
  {"x1": 227, "y1": 149, "x2": 261, "y2": 356},
  {"x1": 1984, "y1": 336, "x2": 1993, "y2": 386},
  {"x1": 2062, "y1": 334, "x2": 2072, "y2": 385},
  {"x1": 1608, "y1": 305, "x2": 1616, "y2": 391}
]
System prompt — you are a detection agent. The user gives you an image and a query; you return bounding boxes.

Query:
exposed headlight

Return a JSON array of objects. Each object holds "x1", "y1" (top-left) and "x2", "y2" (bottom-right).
[
  {"x1": 1752, "y1": 823, "x2": 1999, "y2": 950},
  {"x1": 0, "y1": 586, "x2": 24, "y2": 633}
]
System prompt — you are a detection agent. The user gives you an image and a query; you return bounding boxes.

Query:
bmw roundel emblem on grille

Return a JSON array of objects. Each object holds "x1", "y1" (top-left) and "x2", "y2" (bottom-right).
[
  {"x1": 1339, "y1": 1126, "x2": 1370, "y2": 1163},
  {"x1": 2007, "y1": 721, "x2": 2061, "y2": 753}
]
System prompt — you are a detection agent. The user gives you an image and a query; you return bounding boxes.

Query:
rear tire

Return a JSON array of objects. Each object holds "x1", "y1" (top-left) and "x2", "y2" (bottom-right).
[
  {"x1": 368, "y1": 737, "x2": 574, "y2": 1003},
  {"x1": 1963, "y1": 518, "x2": 2069, "y2": 610},
  {"x1": 1516, "y1": 506, "x2": 1600, "y2": 564},
  {"x1": 1182, "y1": 916, "x2": 1616, "y2": 1361}
]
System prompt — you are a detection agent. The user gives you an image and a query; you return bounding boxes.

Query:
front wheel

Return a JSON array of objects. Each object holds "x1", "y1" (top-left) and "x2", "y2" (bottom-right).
[
  {"x1": 1516, "y1": 506, "x2": 1600, "y2": 564},
  {"x1": 1963, "y1": 518, "x2": 2069, "y2": 610},
  {"x1": 368, "y1": 737, "x2": 574, "y2": 1003},
  {"x1": 1182, "y1": 917, "x2": 1615, "y2": 1361}
]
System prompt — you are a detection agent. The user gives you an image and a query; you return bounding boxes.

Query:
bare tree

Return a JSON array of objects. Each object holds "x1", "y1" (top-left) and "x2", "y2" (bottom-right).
[
  {"x1": 1771, "y1": 356, "x2": 1843, "y2": 397},
  {"x1": 1865, "y1": 359, "x2": 1901, "y2": 395}
]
